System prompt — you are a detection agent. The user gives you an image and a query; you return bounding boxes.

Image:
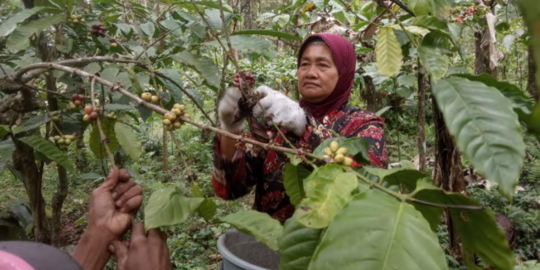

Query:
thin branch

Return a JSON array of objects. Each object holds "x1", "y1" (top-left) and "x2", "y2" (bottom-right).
[
  {"x1": 91, "y1": 77, "x2": 116, "y2": 167},
  {"x1": 146, "y1": 69, "x2": 216, "y2": 126},
  {"x1": 189, "y1": 0, "x2": 238, "y2": 68},
  {"x1": 383, "y1": 3, "x2": 419, "y2": 47},
  {"x1": 135, "y1": 23, "x2": 186, "y2": 60},
  {"x1": 408, "y1": 198, "x2": 485, "y2": 210},
  {"x1": 218, "y1": 0, "x2": 237, "y2": 70}
]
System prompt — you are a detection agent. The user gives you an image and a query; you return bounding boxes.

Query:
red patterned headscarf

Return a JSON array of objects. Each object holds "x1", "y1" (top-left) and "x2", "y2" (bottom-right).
[{"x1": 297, "y1": 33, "x2": 356, "y2": 120}]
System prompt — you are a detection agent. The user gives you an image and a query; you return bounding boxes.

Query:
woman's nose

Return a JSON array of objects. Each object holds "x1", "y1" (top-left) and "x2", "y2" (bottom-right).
[{"x1": 305, "y1": 65, "x2": 318, "y2": 78}]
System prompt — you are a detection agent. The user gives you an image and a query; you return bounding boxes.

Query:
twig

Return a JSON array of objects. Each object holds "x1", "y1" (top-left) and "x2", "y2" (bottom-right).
[
  {"x1": 90, "y1": 77, "x2": 116, "y2": 167},
  {"x1": 170, "y1": 130, "x2": 196, "y2": 181},
  {"x1": 135, "y1": 23, "x2": 186, "y2": 60},
  {"x1": 383, "y1": 3, "x2": 419, "y2": 47},
  {"x1": 147, "y1": 70, "x2": 216, "y2": 126},
  {"x1": 218, "y1": 0, "x2": 237, "y2": 71},
  {"x1": 189, "y1": 0, "x2": 238, "y2": 68}
]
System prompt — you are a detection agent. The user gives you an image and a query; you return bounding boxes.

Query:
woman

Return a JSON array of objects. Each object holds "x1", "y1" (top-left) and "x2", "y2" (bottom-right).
[{"x1": 213, "y1": 33, "x2": 387, "y2": 223}]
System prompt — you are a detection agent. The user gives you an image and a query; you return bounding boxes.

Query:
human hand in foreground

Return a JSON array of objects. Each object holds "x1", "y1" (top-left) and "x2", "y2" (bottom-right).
[
  {"x1": 88, "y1": 167, "x2": 143, "y2": 240},
  {"x1": 109, "y1": 222, "x2": 172, "y2": 270},
  {"x1": 252, "y1": 85, "x2": 307, "y2": 136},
  {"x1": 73, "y1": 167, "x2": 143, "y2": 270}
]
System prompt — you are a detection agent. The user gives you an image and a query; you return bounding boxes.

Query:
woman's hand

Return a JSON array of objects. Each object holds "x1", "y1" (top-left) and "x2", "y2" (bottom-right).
[
  {"x1": 253, "y1": 85, "x2": 307, "y2": 136},
  {"x1": 109, "y1": 223, "x2": 172, "y2": 270}
]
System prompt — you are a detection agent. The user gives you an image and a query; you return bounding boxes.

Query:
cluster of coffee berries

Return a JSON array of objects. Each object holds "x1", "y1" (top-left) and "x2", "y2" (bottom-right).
[
  {"x1": 90, "y1": 24, "x2": 106, "y2": 37},
  {"x1": 82, "y1": 105, "x2": 98, "y2": 122},
  {"x1": 50, "y1": 111, "x2": 61, "y2": 122},
  {"x1": 141, "y1": 92, "x2": 159, "y2": 104},
  {"x1": 69, "y1": 14, "x2": 84, "y2": 24},
  {"x1": 68, "y1": 94, "x2": 85, "y2": 109},
  {"x1": 323, "y1": 141, "x2": 353, "y2": 166},
  {"x1": 106, "y1": 111, "x2": 117, "y2": 120},
  {"x1": 54, "y1": 134, "x2": 75, "y2": 150},
  {"x1": 109, "y1": 38, "x2": 118, "y2": 47},
  {"x1": 234, "y1": 72, "x2": 255, "y2": 88},
  {"x1": 163, "y1": 103, "x2": 188, "y2": 131},
  {"x1": 451, "y1": 6, "x2": 485, "y2": 23}
]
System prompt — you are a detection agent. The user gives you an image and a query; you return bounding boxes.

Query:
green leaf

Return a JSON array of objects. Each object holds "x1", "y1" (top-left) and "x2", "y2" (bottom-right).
[
  {"x1": 0, "y1": 7, "x2": 45, "y2": 37},
  {"x1": 313, "y1": 137, "x2": 370, "y2": 164},
  {"x1": 7, "y1": 15, "x2": 63, "y2": 52},
  {"x1": 232, "y1": 30, "x2": 302, "y2": 41},
  {"x1": 376, "y1": 27, "x2": 403, "y2": 77},
  {"x1": 218, "y1": 210, "x2": 283, "y2": 251},
  {"x1": 101, "y1": 66, "x2": 120, "y2": 84},
  {"x1": 363, "y1": 166, "x2": 427, "y2": 191},
  {"x1": 18, "y1": 136, "x2": 73, "y2": 171},
  {"x1": 406, "y1": 0, "x2": 431, "y2": 16},
  {"x1": 308, "y1": 190, "x2": 448, "y2": 270},
  {"x1": 0, "y1": 125, "x2": 10, "y2": 139},
  {"x1": 140, "y1": 21, "x2": 155, "y2": 37},
  {"x1": 432, "y1": 77, "x2": 526, "y2": 198},
  {"x1": 409, "y1": 16, "x2": 450, "y2": 36},
  {"x1": 530, "y1": 102, "x2": 540, "y2": 135},
  {"x1": 431, "y1": 0, "x2": 451, "y2": 17},
  {"x1": 144, "y1": 187, "x2": 204, "y2": 231},
  {"x1": 283, "y1": 163, "x2": 311, "y2": 205},
  {"x1": 127, "y1": 68, "x2": 144, "y2": 95},
  {"x1": 0, "y1": 139, "x2": 16, "y2": 161},
  {"x1": 204, "y1": 35, "x2": 276, "y2": 58},
  {"x1": 279, "y1": 214, "x2": 323, "y2": 270},
  {"x1": 191, "y1": 182, "x2": 204, "y2": 197},
  {"x1": 12, "y1": 114, "x2": 50, "y2": 135},
  {"x1": 172, "y1": 51, "x2": 220, "y2": 89},
  {"x1": 453, "y1": 74, "x2": 534, "y2": 122},
  {"x1": 418, "y1": 45, "x2": 449, "y2": 81},
  {"x1": 412, "y1": 180, "x2": 514, "y2": 269},
  {"x1": 84, "y1": 63, "x2": 101, "y2": 74},
  {"x1": 159, "y1": 69, "x2": 184, "y2": 103},
  {"x1": 285, "y1": 153, "x2": 303, "y2": 166},
  {"x1": 297, "y1": 166, "x2": 358, "y2": 228},
  {"x1": 197, "y1": 199, "x2": 217, "y2": 221},
  {"x1": 89, "y1": 119, "x2": 118, "y2": 159},
  {"x1": 114, "y1": 122, "x2": 142, "y2": 161}
]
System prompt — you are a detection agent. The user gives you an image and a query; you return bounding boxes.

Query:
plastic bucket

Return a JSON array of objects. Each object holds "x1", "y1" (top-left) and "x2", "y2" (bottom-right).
[{"x1": 217, "y1": 229, "x2": 280, "y2": 270}]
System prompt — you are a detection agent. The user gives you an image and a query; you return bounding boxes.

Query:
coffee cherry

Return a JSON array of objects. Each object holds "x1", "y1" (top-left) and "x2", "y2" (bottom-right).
[
  {"x1": 65, "y1": 138, "x2": 72, "y2": 145},
  {"x1": 58, "y1": 138, "x2": 65, "y2": 145},
  {"x1": 343, "y1": 157, "x2": 353, "y2": 166},
  {"x1": 83, "y1": 115, "x2": 91, "y2": 122},
  {"x1": 330, "y1": 141, "x2": 339, "y2": 152},
  {"x1": 164, "y1": 112, "x2": 176, "y2": 121},
  {"x1": 163, "y1": 119, "x2": 171, "y2": 126},
  {"x1": 84, "y1": 105, "x2": 94, "y2": 115},
  {"x1": 89, "y1": 111, "x2": 98, "y2": 120},
  {"x1": 336, "y1": 147, "x2": 348, "y2": 156},
  {"x1": 74, "y1": 100, "x2": 82, "y2": 106},
  {"x1": 151, "y1": 95, "x2": 159, "y2": 104},
  {"x1": 334, "y1": 154, "x2": 345, "y2": 163},
  {"x1": 111, "y1": 42, "x2": 117, "y2": 47},
  {"x1": 52, "y1": 116, "x2": 60, "y2": 122},
  {"x1": 54, "y1": 135, "x2": 61, "y2": 141},
  {"x1": 172, "y1": 108, "x2": 182, "y2": 116},
  {"x1": 141, "y1": 92, "x2": 152, "y2": 102},
  {"x1": 173, "y1": 121, "x2": 182, "y2": 129}
]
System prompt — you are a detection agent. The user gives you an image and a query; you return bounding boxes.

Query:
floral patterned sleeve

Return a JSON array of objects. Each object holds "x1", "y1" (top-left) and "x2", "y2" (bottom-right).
[
  {"x1": 300, "y1": 106, "x2": 388, "y2": 168},
  {"x1": 211, "y1": 135, "x2": 265, "y2": 200}
]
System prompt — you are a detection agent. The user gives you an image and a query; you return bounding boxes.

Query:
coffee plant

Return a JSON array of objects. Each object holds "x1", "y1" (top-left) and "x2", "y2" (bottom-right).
[{"x1": 1, "y1": 0, "x2": 539, "y2": 269}]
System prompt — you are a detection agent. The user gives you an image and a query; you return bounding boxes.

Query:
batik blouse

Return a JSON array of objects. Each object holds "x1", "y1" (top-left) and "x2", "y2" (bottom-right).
[{"x1": 212, "y1": 103, "x2": 388, "y2": 223}]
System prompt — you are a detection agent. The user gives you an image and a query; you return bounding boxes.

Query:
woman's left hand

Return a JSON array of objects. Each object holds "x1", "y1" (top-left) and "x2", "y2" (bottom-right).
[{"x1": 252, "y1": 86, "x2": 307, "y2": 136}]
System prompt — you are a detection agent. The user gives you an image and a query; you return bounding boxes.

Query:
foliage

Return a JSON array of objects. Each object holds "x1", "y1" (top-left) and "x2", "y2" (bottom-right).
[{"x1": 1, "y1": 0, "x2": 540, "y2": 269}]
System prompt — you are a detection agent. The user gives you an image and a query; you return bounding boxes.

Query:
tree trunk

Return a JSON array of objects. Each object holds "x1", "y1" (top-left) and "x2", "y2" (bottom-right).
[
  {"x1": 12, "y1": 137, "x2": 50, "y2": 243},
  {"x1": 417, "y1": 60, "x2": 427, "y2": 172},
  {"x1": 243, "y1": 0, "x2": 252, "y2": 30},
  {"x1": 362, "y1": 76, "x2": 382, "y2": 112},
  {"x1": 527, "y1": 46, "x2": 539, "y2": 101},
  {"x1": 432, "y1": 96, "x2": 465, "y2": 259}
]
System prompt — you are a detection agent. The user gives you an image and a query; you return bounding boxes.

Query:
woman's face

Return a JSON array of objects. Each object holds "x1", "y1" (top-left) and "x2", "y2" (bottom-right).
[{"x1": 297, "y1": 43, "x2": 339, "y2": 103}]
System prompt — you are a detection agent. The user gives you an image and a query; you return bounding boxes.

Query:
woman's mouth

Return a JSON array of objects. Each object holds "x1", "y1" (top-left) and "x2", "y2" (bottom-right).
[{"x1": 304, "y1": 82, "x2": 320, "y2": 87}]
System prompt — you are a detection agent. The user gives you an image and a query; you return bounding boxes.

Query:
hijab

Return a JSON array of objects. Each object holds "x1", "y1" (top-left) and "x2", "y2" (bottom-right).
[{"x1": 297, "y1": 33, "x2": 357, "y2": 120}]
